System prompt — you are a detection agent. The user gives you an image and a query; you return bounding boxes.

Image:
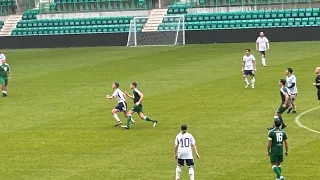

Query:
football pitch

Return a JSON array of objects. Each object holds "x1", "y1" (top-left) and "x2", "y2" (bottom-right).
[{"x1": 1, "y1": 42, "x2": 320, "y2": 180}]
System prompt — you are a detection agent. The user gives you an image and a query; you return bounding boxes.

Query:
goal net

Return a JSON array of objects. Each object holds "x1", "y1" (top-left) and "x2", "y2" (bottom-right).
[{"x1": 126, "y1": 15, "x2": 185, "y2": 47}]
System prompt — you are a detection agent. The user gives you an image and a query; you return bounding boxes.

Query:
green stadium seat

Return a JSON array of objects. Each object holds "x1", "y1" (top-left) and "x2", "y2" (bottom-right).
[
  {"x1": 313, "y1": 8, "x2": 320, "y2": 16},
  {"x1": 258, "y1": 10, "x2": 264, "y2": 19},
  {"x1": 301, "y1": 17, "x2": 308, "y2": 26},
  {"x1": 288, "y1": 18, "x2": 294, "y2": 26},
  {"x1": 271, "y1": 10, "x2": 278, "y2": 18},
  {"x1": 298, "y1": 9, "x2": 305, "y2": 17},
  {"x1": 284, "y1": 9, "x2": 291, "y2": 18},
  {"x1": 274, "y1": 19, "x2": 280, "y2": 27},
  {"x1": 280, "y1": 18, "x2": 288, "y2": 26},
  {"x1": 294, "y1": 18, "x2": 301, "y2": 26},
  {"x1": 291, "y1": 9, "x2": 298, "y2": 17},
  {"x1": 305, "y1": 8, "x2": 312, "y2": 17},
  {"x1": 278, "y1": 10, "x2": 284, "y2": 18},
  {"x1": 264, "y1": 10, "x2": 271, "y2": 18},
  {"x1": 260, "y1": 19, "x2": 267, "y2": 27},
  {"x1": 309, "y1": 17, "x2": 316, "y2": 26}
]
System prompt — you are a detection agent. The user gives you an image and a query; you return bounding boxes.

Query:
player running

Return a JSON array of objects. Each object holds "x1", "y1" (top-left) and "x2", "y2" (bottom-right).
[
  {"x1": 0, "y1": 59, "x2": 11, "y2": 97},
  {"x1": 267, "y1": 118, "x2": 288, "y2": 180},
  {"x1": 106, "y1": 82, "x2": 135, "y2": 126},
  {"x1": 286, "y1": 68, "x2": 298, "y2": 113},
  {"x1": 313, "y1": 67, "x2": 320, "y2": 101},
  {"x1": 256, "y1": 32, "x2": 269, "y2": 67},
  {"x1": 174, "y1": 124, "x2": 200, "y2": 180},
  {"x1": 122, "y1": 82, "x2": 157, "y2": 129},
  {"x1": 242, "y1": 48, "x2": 256, "y2": 88}
]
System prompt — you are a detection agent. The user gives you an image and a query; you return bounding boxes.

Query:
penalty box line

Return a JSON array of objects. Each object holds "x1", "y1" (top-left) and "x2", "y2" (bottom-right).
[{"x1": 295, "y1": 105, "x2": 320, "y2": 134}]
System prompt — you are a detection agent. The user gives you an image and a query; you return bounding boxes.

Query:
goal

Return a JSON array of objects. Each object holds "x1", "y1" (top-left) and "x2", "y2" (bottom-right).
[{"x1": 126, "y1": 15, "x2": 185, "y2": 47}]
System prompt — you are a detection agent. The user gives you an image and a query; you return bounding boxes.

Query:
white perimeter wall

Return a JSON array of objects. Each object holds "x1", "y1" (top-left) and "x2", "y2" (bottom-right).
[{"x1": 37, "y1": 10, "x2": 151, "y2": 19}]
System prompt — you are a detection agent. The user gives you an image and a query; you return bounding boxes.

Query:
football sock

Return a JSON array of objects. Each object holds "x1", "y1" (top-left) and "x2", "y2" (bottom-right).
[
  {"x1": 143, "y1": 116, "x2": 154, "y2": 122},
  {"x1": 278, "y1": 165, "x2": 282, "y2": 173},
  {"x1": 113, "y1": 114, "x2": 121, "y2": 122},
  {"x1": 176, "y1": 165, "x2": 182, "y2": 180},
  {"x1": 272, "y1": 165, "x2": 281, "y2": 178},
  {"x1": 244, "y1": 77, "x2": 249, "y2": 85},
  {"x1": 262, "y1": 58, "x2": 266, "y2": 66},
  {"x1": 126, "y1": 115, "x2": 132, "y2": 128},
  {"x1": 188, "y1": 166, "x2": 195, "y2": 180},
  {"x1": 278, "y1": 114, "x2": 286, "y2": 128},
  {"x1": 251, "y1": 77, "x2": 255, "y2": 85}
]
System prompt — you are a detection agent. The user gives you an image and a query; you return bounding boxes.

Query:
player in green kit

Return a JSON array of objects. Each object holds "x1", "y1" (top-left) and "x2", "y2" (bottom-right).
[
  {"x1": 267, "y1": 117, "x2": 289, "y2": 180},
  {"x1": 268, "y1": 79, "x2": 290, "y2": 130},
  {"x1": 0, "y1": 59, "x2": 11, "y2": 97},
  {"x1": 121, "y1": 82, "x2": 157, "y2": 129}
]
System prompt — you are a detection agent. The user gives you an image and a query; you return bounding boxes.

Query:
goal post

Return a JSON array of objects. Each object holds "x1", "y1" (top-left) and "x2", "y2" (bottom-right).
[{"x1": 126, "y1": 15, "x2": 185, "y2": 47}]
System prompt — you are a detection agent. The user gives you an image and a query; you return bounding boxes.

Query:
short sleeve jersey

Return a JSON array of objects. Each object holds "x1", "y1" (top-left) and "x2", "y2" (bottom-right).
[
  {"x1": 316, "y1": 75, "x2": 320, "y2": 90},
  {"x1": 243, "y1": 54, "x2": 256, "y2": 70},
  {"x1": 280, "y1": 86, "x2": 290, "y2": 104},
  {"x1": 0, "y1": 63, "x2": 10, "y2": 77},
  {"x1": 268, "y1": 128, "x2": 287, "y2": 155},
  {"x1": 0, "y1": 53, "x2": 6, "y2": 64},
  {"x1": 286, "y1": 75, "x2": 298, "y2": 94},
  {"x1": 175, "y1": 132, "x2": 195, "y2": 159},
  {"x1": 133, "y1": 88, "x2": 142, "y2": 106},
  {"x1": 256, "y1": 37, "x2": 269, "y2": 51},
  {"x1": 112, "y1": 88, "x2": 126, "y2": 103}
]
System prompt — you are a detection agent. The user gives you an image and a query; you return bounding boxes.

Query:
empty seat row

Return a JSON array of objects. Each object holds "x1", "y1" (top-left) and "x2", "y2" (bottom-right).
[
  {"x1": 167, "y1": 4, "x2": 191, "y2": 14},
  {"x1": 12, "y1": 25, "x2": 143, "y2": 36},
  {"x1": 17, "y1": 17, "x2": 136, "y2": 28},
  {"x1": 183, "y1": 8, "x2": 320, "y2": 22},
  {"x1": 22, "y1": 10, "x2": 39, "y2": 20}
]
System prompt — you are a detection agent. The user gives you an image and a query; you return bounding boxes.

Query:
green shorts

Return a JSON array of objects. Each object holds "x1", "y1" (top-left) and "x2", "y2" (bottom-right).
[
  {"x1": 132, "y1": 105, "x2": 143, "y2": 113},
  {"x1": 277, "y1": 104, "x2": 289, "y2": 114},
  {"x1": 270, "y1": 153, "x2": 283, "y2": 163},
  {"x1": 0, "y1": 77, "x2": 6, "y2": 86}
]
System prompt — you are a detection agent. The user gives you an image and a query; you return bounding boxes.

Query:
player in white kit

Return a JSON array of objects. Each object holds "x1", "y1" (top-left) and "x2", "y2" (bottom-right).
[
  {"x1": 174, "y1": 124, "x2": 200, "y2": 180},
  {"x1": 256, "y1": 32, "x2": 269, "y2": 67},
  {"x1": 242, "y1": 49, "x2": 256, "y2": 88},
  {"x1": 106, "y1": 82, "x2": 135, "y2": 126},
  {"x1": 0, "y1": 49, "x2": 6, "y2": 65},
  {"x1": 286, "y1": 68, "x2": 298, "y2": 113}
]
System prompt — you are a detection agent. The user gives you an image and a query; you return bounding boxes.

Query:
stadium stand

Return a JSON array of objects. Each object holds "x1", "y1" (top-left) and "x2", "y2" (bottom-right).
[
  {"x1": 159, "y1": 7, "x2": 320, "y2": 30},
  {"x1": 22, "y1": 9, "x2": 39, "y2": 20},
  {"x1": 12, "y1": 16, "x2": 145, "y2": 35},
  {"x1": 0, "y1": 20, "x2": 3, "y2": 30},
  {"x1": 45, "y1": 0, "x2": 156, "y2": 13},
  {"x1": 0, "y1": 0, "x2": 17, "y2": 15}
]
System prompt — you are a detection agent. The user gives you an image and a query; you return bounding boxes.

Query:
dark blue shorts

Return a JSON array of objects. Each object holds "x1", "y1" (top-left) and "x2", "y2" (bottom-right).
[
  {"x1": 244, "y1": 70, "x2": 254, "y2": 76},
  {"x1": 260, "y1": 51, "x2": 266, "y2": 56},
  {"x1": 178, "y1": 159, "x2": 194, "y2": 166},
  {"x1": 115, "y1": 102, "x2": 127, "y2": 112}
]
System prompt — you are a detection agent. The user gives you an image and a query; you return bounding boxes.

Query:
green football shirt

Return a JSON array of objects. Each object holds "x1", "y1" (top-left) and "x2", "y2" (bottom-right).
[
  {"x1": 268, "y1": 128, "x2": 287, "y2": 155},
  {"x1": 0, "y1": 63, "x2": 10, "y2": 78}
]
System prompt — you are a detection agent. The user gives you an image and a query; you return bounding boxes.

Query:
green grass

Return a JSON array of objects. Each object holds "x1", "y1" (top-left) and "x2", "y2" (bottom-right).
[{"x1": 1, "y1": 42, "x2": 320, "y2": 180}]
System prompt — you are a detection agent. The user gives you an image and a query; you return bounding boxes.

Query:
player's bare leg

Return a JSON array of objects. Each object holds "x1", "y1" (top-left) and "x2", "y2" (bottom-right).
[
  {"x1": 138, "y1": 112, "x2": 157, "y2": 127},
  {"x1": 123, "y1": 111, "x2": 135, "y2": 126},
  {"x1": 112, "y1": 109, "x2": 122, "y2": 126}
]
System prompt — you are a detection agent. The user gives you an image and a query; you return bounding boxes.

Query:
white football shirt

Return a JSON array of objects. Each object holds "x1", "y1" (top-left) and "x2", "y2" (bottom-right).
[
  {"x1": 243, "y1": 54, "x2": 256, "y2": 70},
  {"x1": 175, "y1": 132, "x2": 195, "y2": 159},
  {"x1": 112, "y1": 88, "x2": 126, "y2": 103},
  {"x1": 256, "y1": 37, "x2": 269, "y2": 51},
  {"x1": 0, "y1": 53, "x2": 5, "y2": 65},
  {"x1": 286, "y1": 75, "x2": 298, "y2": 94}
]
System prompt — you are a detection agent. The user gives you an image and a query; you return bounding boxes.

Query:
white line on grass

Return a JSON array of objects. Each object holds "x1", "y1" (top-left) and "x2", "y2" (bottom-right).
[{"x1": 295, "y1": 106, "x2": 320, "y2": 134}]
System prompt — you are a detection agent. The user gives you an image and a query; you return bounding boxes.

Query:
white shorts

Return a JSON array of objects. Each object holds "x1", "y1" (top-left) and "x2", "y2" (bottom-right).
[
  {"x1": 291, "y1": 93, "x2": 298, "y2": 100},
  {"x1": 178, "y1": 152, "x2": 193, "y2": 160}
]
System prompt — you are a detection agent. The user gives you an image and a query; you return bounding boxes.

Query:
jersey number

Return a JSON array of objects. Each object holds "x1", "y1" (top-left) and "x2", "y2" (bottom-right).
[
  {"x1": 180, "y1": 138, "x2": 190, "y2": 148},
  {"x1": 276, "y1": 133, "x2": 283, "y2": 142}
]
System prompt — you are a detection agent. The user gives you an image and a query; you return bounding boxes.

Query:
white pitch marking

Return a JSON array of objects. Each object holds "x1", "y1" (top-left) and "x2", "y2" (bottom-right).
[{"x1": 295, "y1": 106, "x2": 320, "y2": 134}]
